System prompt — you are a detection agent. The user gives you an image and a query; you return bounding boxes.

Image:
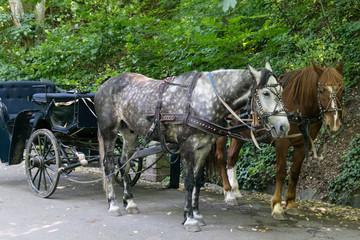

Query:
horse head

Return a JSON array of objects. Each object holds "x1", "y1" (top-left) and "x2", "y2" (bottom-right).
[
  {"x1": 312, "y1": 60, "x2": 344, "y2": 133},
  {"x1": 248, "y1": 62, "x2": 290, "y2": 138}
]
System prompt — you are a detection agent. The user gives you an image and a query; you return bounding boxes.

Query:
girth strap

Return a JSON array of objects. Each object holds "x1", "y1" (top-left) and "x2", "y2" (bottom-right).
[{"x1": 183, "y1": 72, "x2": 201, "y2": 130}]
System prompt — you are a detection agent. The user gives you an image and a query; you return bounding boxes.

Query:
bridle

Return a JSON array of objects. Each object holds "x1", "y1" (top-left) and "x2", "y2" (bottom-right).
[
  {"x1": 209, "y1": 71, "x2": 286, "y2": 131},
  {"x1": 317, "y1": 82, "x2": 343, "y2": 119},
  {"x1": 249, "y1": 72, "x2": 287, "y2": 129}
]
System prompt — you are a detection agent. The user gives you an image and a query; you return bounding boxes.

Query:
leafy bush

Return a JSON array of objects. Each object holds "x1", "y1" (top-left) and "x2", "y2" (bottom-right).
[
  {"x1": 328, "y1": 135, "x2": 360, "y2": 205},
  {"x1": 2, "y1": 0, "x2": 358, "y2": 85},
  {"x1": 235, "y1": 142, "x2": 277, "y2": 191}
]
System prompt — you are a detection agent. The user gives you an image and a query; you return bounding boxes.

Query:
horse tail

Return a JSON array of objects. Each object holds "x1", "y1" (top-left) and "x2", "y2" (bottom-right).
[
  {"x1": 204, "y1": 143, "x2": 221, "y2": 181},
  {"x1": 98, "y1": 128, "x2": 108, "y2": 195}
]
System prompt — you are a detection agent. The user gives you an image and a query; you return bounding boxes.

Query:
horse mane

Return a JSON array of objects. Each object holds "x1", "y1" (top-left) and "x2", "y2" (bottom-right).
[
  {"x1": 320, "y1": 67, "x2": 343, "y2": 86},
  {"x1": 281, "y1": 64, "x2": 344, "y2": 109},
  {"x1": 258, "y1": 69, "x2": 274, "y2": 87},
  {"x1": 281, "y1": 65, "x2": 321, "y2": 108},
  {"x1": 175, "y1": 71, "x2": 198, "y2": 81}
]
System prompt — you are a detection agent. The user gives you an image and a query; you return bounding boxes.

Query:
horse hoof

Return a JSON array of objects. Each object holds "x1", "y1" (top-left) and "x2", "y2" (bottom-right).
[
  {"x1": 194, "y1": 212, "x2": 206, "y2": 226},
  {"x1": 225, "y1": 198, "x2": 239, "y2": 206},
  {"x1": 184, "y1": 218, "x2": 201, "y2": 232},
  {"x1": 125, "y1": 199, "x2": 139, "y2": 214},
  {"x1": 126, "y1": 206, "x2": 140, "y2": 214},
  {"x1": 285, "y1": 208, "x2": 300, "y2": 216},
  {"x1": 272, "y1": 212, "x2": 286, "y2": 221},
  {"x1": 109, "y1": 206, "x2": 121, "y2": 216}
]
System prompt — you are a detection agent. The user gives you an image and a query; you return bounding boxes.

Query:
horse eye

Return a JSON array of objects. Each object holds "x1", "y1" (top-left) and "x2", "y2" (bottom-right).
[
  {"x1": 263, "y1": 91, "x2": 270, "y2": 97},
  {"x1": 319, "y1": 90, "x2": 323, "y2": 95}
]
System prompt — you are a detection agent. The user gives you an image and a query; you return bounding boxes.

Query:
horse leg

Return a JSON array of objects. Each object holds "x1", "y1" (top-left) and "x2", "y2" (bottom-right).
[
  {"x1": 119, "y1": 128, "x2": 140, "y2": 214},
  {"x1": 182, "y1": 140, "x2": 212, "y2": 232},
  {"x1": 98, "y1": 129, "x2": 122, "y2": 216},
  {"x1": 182, "y1": 158, "x2": 199, "y2": 232},
  {"x1": 215, "y1": 137, "x2": 232, "y2": 199},
  {"x1": 271, "y1": 139, "x2": 290, "y2": 220},
  {"x1": 192, "y1": 165, "x2": 206, "y2": 226},
  {"x1": 225, "y1": 138, "x2": 244, "y2": 205},
  {"x1": 285, "y1": 144, "x2": 305, "y2": 216}
]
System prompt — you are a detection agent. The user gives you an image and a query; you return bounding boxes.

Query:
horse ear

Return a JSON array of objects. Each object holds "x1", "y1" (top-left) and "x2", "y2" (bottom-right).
[
  {"x1": 312, "y1": 62, "x2": 323, "y2": 77},
  {"x1": 248, "y1": 65, "x2": 261, "y2": 84},
  {"x1": 336, "y1": 59, "x2": 344, "y2": 74},
  {"x1": 265, "y1": 62, "x2": 273, "y2": 72}
]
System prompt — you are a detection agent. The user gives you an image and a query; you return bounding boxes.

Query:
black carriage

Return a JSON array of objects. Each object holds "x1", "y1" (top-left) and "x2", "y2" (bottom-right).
[{"x1": 0, "y1": 81, "x2": 146, "y2": 197}]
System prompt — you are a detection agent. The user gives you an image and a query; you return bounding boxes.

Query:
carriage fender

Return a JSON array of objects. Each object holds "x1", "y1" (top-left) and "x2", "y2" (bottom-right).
[
  {"x1": 8, "y1": 110, "x2": 41, "y2": 165},
  {"x1": 0, "y1": 98, "x2": 11, "y2": 164}
]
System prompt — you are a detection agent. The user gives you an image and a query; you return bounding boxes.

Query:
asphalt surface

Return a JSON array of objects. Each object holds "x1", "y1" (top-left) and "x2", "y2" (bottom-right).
[{"x1": 0, "y1": 163, "x2": 359, "y2": 240}]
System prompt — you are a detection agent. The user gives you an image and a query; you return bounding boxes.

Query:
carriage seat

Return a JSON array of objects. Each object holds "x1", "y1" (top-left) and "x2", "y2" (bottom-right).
[
  {"x1": 0, "y1": 81, "x2": 56, "y2": 121},
  {"x1": 32, "y1": 92, "x2": 97, "y2": 133}
]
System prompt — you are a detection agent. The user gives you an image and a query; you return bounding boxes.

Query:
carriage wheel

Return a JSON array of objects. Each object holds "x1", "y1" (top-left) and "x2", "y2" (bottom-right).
[{"x1": 25, "y1": 129, "x2": 61, "y2": 198}]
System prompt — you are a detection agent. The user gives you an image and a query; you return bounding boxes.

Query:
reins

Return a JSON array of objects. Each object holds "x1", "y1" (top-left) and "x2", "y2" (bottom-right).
[
  {"x1": 209, "y1": 70, "x2": 287, "y2": 150},
  {"x1": 208, "y1": 72, "x2": 256, "y2": 131}
]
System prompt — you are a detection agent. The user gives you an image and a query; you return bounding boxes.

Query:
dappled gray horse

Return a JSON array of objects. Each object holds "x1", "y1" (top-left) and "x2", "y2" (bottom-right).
[{"x1": 94, "y1": 63, "x2": 290, "y2": 232}]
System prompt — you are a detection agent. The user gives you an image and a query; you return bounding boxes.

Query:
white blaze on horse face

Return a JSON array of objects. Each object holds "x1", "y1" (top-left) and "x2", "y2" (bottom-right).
[
  {"x1": 324, "y1": 86, "x2": 340, "y2": 132},
  {"x1": 329, "y1": 86, "x2": 339, "y2": 125}
]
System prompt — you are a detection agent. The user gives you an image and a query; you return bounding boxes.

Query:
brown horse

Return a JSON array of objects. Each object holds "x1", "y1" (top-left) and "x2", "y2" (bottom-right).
[{"x1": 214, "y1": 61, "x2": 344, "y2": 220}]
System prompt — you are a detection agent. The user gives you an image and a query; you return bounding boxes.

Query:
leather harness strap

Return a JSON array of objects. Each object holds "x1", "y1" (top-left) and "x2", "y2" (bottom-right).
[
  {"x1": 155, "y1": 73, "x2": 200, "y2": 154},
  {"x1": 287, "y1": 111, "x2": 322, "y2": 159},
  {"x1": 151, "y1": 72, "x2": 276, "y2": 154},
  {"x1": 183, "y1": 72, "x2": 201, "y2": 131}
]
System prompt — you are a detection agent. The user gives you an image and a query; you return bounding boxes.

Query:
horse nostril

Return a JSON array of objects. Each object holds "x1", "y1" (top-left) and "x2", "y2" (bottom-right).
[{"x1": 280, "y1": 125, "x2": 285, "y2": 133}]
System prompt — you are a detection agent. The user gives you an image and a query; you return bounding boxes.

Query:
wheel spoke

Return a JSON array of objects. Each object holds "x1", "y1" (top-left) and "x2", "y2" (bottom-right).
[
  {"x1": 31, "y1": 142, "x2": 41, "y2": 157},
  {"x1": 37, "y1": 135, "x2": 44, "y2": 156},
  {"x1": 44, "y1": 156, "x2": 56, "y2": 164},
  {"x1": 45, "y1": 164, "x2": 57, "y2": 172},
  {"x1": 42, "y1": 167, "x2": 47, "y2": 191},
  {"x1": 43, "y1": 135, "x2": 51, "y2": 158},
  {"x1": 44, "y1": 167, "x2": 54, "y2": 185},
  {"x1": 37, "y1": 168, "x2": 43, "y2": 191},
  {"x1": 31, "y1": 168, "x2": 40, "y2": 184}
]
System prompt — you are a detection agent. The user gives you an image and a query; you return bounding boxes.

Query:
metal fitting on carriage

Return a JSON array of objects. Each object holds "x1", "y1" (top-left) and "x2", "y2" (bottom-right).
[{"x1": 76, "y1": 152, "x2": 88, "y2": 166}]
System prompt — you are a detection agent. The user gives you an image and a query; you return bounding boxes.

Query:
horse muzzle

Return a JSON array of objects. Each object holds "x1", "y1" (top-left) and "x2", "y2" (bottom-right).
[{"x1": 268, "y1": 115, "x2": 290, "y2": 139}]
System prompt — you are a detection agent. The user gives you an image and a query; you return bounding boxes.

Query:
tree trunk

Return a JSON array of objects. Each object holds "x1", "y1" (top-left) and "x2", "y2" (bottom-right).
[
  {"x1": 35, "y1": 0, "x2": 46, "y2": 24},
  {"x1": 8, "y1": 0, "x2": 24, "y2": 26}
]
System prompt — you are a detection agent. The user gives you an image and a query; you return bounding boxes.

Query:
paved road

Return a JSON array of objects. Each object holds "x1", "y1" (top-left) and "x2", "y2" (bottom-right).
[{"x1": 0, "y1": 163, "x2": 359, "y2": 240}]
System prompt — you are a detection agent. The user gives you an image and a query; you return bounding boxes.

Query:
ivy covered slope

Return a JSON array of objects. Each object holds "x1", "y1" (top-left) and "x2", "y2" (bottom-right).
[{"x1": 1, "y1": 0, "x2": 359, "y2": 205}]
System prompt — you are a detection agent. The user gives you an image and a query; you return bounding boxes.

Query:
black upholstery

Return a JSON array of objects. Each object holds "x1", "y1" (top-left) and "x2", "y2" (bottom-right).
[
  {"x1": 32, "y1": 92, "x2": 96, "y2": 103},
  {"x1": 0, "y1": 81, "x2": 56, "y2": 120},
  {"x1": 32, "y1": 92, "x2": 97, "y2": 130}
]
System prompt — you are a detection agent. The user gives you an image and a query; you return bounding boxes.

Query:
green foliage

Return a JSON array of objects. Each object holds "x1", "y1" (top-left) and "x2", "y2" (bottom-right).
[
  {"x1": 1, "y1": 0, "x2": 359, "y2": 84},
  {"x1": 235, "y1": 142, "x2": 277, "y2": 191},
  {"x1": 328, "y1": 134, "x2": 360, "y2": 205}
]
